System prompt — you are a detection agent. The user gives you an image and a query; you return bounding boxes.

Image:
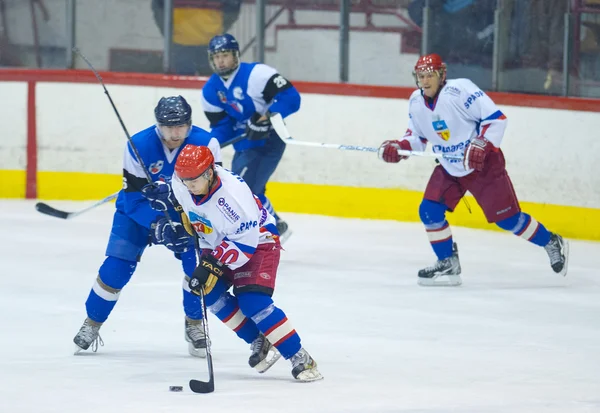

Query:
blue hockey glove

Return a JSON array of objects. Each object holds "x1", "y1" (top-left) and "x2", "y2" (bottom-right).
[
  {"x1": 150, "y1": 217, "x2": 194, "y2": 254},
  {"x1": 189, "y1": 254, "x2": 225, "y2": 295},
  {"x1": 245, "y1": 112, "x2": 272, "y2": 141},
  {"x1": 141, "y1": 181, "x2": 175, "y2": 211}
]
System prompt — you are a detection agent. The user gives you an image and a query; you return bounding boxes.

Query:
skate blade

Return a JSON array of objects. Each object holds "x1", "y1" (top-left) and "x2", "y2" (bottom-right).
[
  {"x1": 188, "y1": 343, "x2": 207, "y2": 358},
  {"x1": 295, "y1": 368, "x2": 324, "y2": 382},
  {"x1": 254, "y1": 348, "x2": 282, "y2": 373},
  {"x1": 418, "y1": 274, "x2": 462, "y2": 287},
  {"x1": 73, "y1": 344, "x2": 87, "y2": 355},
  {"x1": 559, "y1": 239, "x2": 570, "y2": 277}
]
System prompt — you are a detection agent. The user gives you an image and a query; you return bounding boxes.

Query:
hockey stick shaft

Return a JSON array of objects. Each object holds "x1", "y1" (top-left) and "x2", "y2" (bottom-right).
[
  {"x1": 73, "y1": 48, "x2": 181, "y2": 227},
  {"x1": 269, "y1": 113, "x2": 463, "y2": 161},
  {"x1": 220, "y1": 133, "x2": 247, "y2": 149},
  {"x1": 35, "y1": 192, "x2": 118, "y2": 220}
]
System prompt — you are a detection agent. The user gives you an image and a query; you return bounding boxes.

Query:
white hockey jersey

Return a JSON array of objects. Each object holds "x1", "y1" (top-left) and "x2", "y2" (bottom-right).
[
  {"x1": 402, "y1": 78, "x2": 507, "y2": 177},
  {"x1": 171, "y1": 165, "x2": 278, "y2": 270}
]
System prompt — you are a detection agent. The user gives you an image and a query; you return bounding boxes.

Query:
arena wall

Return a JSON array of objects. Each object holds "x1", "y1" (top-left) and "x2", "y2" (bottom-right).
[{"x1": 1, "y1": 70, "x2": 599, "y2": 240}]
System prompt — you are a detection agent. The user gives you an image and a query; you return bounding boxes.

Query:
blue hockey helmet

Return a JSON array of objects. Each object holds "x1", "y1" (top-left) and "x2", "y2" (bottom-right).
[
  {"x1": 154, "y1": 95, "x2": 192, "y2": 126},
  {"x1": 208, "y1": 34, "x2": 240, "y2": 77}
]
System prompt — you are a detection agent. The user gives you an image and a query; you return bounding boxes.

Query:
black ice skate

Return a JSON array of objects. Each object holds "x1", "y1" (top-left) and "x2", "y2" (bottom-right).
[
  {"x1": 418, "y1": 242, "x2": 462, "y2": 286},
  {"x1": 73, "y1": 318, "x2": 104, "y2": 354},
  {"x1": 185, "y1": 317, "x2": 207, "y2": 358},
  {"x1": 290, "y1": 348, "x2": 323, "y2": 382},
  {"x1": 276, "y1": 220, "x2": 292, "y2": 244},
  {"x1": 544, "y1": 233, "x2": 569, "y2": 276},
  {"x1": 249, "y1": 332, "x2": 281, "y2": 373}
]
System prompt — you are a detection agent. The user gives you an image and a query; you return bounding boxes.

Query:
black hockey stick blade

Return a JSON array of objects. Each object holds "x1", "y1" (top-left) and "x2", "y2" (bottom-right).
[
  {"x1": 35, "y1": 202, "x2": 71, "y2": 219},
  {"x1": 189, "y1": 341, "x2": 215, "y2": 393},
  {"x1": 189, "y1": 377, "x2": 214, "y2": 394}
]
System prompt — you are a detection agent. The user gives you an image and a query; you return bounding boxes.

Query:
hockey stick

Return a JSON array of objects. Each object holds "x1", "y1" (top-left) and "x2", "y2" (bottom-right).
[
  {"x1": 73, "y1": 47, "x2": 215, "y2": 393},
  {"x1": 269, "y1": 113, "x2": 463, "y2": 161},
  {"x1": 35, "y1": 192, "x2": 118, "y2": 219},
  {"x1": 188, "y1": 245, "x2": 215, "y2": 393},
  {"x1": 220, "y1": 133, "x2": 247, "y2": 149}
]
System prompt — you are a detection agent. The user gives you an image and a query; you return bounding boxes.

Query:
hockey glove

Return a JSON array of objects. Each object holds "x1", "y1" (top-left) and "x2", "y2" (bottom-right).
[
  {"x1": 141, "y1": 181, "x2": 176, "y2": 211},
  {"x1": 245, "y1": 112, "x2": 272, "y2": 141},
  {"x1": 150, "y1": 217, "x2": 194, "y2": 254},
  {"x1": 189, "y1": 254, "x2": 225, "y2": 295},
  {"x1": 378, "y1": 140, "x2": 412, "y2": 163},
  {"x1": 464, "y1": 136, "x2": 495, "y2": 171}
]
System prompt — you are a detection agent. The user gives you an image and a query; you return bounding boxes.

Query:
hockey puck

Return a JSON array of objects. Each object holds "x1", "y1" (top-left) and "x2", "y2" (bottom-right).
[{"x1": 169, "y1": 386, "x2": 183, "y2": 392}]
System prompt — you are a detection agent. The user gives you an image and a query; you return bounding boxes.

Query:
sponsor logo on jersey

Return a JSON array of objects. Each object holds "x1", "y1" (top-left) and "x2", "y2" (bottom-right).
[
  {"x1": 189, "y1": 211, "x2": 214, "y2": 234},
  {"x1": 432, "y1": 139, "x2": 471, "y2": 163},
  {"x1": 432, "y1": 119, "x2": 451, "y2": 141},
  {"x1": 444, "y1": 85, "x2": 461, "y2": 96},
  {"x1": 149, "y1": 160, "x2": 164, "y2": 174},
  {"x1": 234, "y1": 271, "x2": 253, "y2": 280},
  {"x1": 259, "y1": 207, "x2": 267, "y2": 226},
  {"x1": 233, "y1": 86, "x2": 244, "y2": 100},
  {"x1": 236, "y1": 220, "x2": 258, "y2": 234},
  {"x1": 217, "y1": 91, "x2": 227, "y2": 104},
  {"x1": 464, "y1": 90, "x2": 484, "y2": 109},
  {"x1": 404, "y1": 128, "x2": 413, "y2": 137},
  {"x1": 217, "y1": 197, "x2": 241, "y2": 223}
]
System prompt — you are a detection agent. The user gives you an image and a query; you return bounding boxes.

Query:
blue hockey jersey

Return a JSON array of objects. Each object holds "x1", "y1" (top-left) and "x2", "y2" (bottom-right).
[
  {"x1": 116, "y1": 125, "x2": 221, "y2": 229},
  {"x1": 200, "y1": 62, "x2": 301, "y2": 151}
]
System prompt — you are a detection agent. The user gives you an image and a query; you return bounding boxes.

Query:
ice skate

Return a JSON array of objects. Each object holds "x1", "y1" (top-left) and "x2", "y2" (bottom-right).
[
  {"x1": 544, "y1": 233, "x2": 569, "y2": 276},
  {"x1": 418, "y1": 242, "x2": 462, "y2": 286},
  {"x1": 290, "y1": 348, "x2": 323, "y2": 382},
  {"x1": 249, "y1": 332, "x2": 281, "y2": 373},
  {"x1": 276, "y1": 219, "x2": 292, "y2": 244},
  {"x1": 185, "y1": 317, "x2": 207, "y2": 358},
  {"x1": 73, "y1": 318, "x2": 104, "y2": 354}
]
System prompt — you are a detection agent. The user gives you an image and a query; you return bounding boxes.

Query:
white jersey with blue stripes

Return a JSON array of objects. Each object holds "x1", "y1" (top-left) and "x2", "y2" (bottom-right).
[
  {"x1": 171, "y1": 165, "x2": 278, "y2": 270},
  {"x1": 402, "y1": 78, "x2": 508, "y2": 177}
]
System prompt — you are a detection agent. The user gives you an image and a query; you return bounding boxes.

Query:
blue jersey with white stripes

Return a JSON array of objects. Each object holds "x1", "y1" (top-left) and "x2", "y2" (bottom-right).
[
  {"x1": 201, "y1": 62, "x2": 301, "y2": 151},
  {"x1": 115, "y1": 125, "x2": 221, "y2": 229}
]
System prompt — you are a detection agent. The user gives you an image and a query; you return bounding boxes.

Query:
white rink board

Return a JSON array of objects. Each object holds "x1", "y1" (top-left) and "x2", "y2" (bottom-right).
[
  {"x1": 0, "y1": 82, "x2": 28, "y2": 170},
  {"x1": 3, "y1": 81, "x2": 600, "y2": 208}
]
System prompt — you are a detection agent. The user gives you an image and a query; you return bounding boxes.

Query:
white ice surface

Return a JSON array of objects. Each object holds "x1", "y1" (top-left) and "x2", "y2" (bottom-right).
[{"x1": 0, "y1": 200, "x2": 599, "y2": 413}]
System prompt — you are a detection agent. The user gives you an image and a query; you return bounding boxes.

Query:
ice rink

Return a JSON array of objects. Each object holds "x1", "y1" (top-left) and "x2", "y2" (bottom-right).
[{"x1": 1, "y1": 199, "x2": 599, "y2": 413}]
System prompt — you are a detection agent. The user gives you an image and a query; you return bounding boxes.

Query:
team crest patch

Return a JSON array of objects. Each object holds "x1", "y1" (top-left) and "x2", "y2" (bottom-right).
[
  {"x1": 217, "y1": 91, "x2": 227, "y2": 104},
  {"x1": 149, "y1": 160, "x2": 164, "y2": 174},
  {"x1": 189, "y1": 211, "x2": 214, "y2": 234},
  {"x1": 432, "y1": 119, "x2": 451, "y2": 141}
]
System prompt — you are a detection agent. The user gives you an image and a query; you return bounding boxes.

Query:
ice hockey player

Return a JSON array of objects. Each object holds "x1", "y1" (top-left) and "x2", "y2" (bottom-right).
[
  {"x1": 141, "y1": 144, "x2": 323, "y2": 382},
  {"x1": 73, "y1": 96, "x2": 221, "y2": 357},
  {"x1": 378, "y1": 54, "x2": 569, "y2": 286},
  {"x1": 200, "y1": 33, "x2": 300, "y2": 243}
]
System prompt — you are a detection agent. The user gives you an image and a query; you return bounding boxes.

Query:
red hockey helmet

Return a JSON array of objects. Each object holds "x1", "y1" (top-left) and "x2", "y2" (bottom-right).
[
  {"x1": 413, "y1": 54, "x2": 447, "y2": 84},
  {"x1": 175, "y1": 144, "x2": 214, "y2": 180}
]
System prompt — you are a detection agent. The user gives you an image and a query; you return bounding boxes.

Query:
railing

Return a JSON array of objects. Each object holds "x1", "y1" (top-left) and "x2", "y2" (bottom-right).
[{"x1": 2, "y1": 0, "x2": 600, "y2": 98}]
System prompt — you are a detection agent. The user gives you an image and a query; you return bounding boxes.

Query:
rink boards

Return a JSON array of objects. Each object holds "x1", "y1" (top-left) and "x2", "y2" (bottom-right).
[{"x1": 0, "y1": 71, "x2": 599, "y2": 240}]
